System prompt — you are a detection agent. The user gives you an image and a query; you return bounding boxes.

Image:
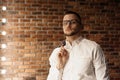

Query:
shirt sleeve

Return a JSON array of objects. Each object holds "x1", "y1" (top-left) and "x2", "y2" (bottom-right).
[
  {"x1": 47, "y1": 48, "x2": 63, "y2": 80},
  {"x1": 93, "y1": 45, "x2": 110, "y2": 80}
]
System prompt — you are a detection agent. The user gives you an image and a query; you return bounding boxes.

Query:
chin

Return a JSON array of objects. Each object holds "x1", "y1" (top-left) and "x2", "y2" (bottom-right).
[
  {"x1": 64, "y1": 33, "x2": 73, "y2": 36},
  {"x1": 64, "y1": 31, "x2": 78, "y2": 36}
]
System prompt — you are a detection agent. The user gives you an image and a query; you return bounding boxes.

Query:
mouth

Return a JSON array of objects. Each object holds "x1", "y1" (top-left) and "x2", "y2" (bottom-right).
[{"x1": 65, "y1": 27, "x2": 72, "y2": 31}]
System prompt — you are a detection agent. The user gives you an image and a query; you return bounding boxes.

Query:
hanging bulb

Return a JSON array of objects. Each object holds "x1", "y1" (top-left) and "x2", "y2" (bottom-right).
[
  {"x1": 1, "y1": 69, "x2": 7, "y2": 74},
  {"x1": 1, "y1": 44, "x2": 7, "y2": 49},
  {"x1": 2, "y1": 18, "x2": 7, "y2": 23},
  {"x1": 2, "y1": 6, "x2": 7, "y2": 11},
  {"x1": 1, "y1": 56, "x2": 7, "y2": 61},
  {"x1": 1, "y1": 31, "x2": 7, "y2": 35}
]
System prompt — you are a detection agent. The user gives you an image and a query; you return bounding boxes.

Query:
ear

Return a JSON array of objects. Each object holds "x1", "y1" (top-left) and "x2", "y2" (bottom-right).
[{"x1": 80, "y1": 24, "x2": 84, "y2": 30}]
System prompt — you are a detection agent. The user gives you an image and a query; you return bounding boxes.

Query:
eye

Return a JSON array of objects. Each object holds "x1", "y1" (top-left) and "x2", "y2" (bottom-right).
[{"x1": 71, "y1": 20, "x2": 77, "y2": 24}]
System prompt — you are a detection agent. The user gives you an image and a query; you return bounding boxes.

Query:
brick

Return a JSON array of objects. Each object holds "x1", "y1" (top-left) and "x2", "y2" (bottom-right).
[
  {"x1": 19, "y1": 65, "x2": 30, "y2": 69},
  {"x1": 0, "y1": 0, "x2": 119, "y2": 80},
  {"x1": 25, "y1": 69, "x2": 36, "y2": 73},
  {"x1": 1, "y1": 62, "x2": 13, "y2": 65},
  {"x1": 24, "y1": 54, "x2": 35, "y2": 57}
]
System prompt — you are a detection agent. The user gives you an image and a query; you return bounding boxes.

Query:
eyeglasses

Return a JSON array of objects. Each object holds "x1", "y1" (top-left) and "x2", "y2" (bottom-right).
[{"x1": 63, "y1": 19, "x2": 79, "y2": 26}]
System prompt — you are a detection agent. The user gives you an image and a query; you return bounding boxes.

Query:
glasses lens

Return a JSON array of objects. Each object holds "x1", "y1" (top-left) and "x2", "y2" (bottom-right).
[
  {"x1": 71, "y1": 20, "x2": 78, "y2": 24},
  {"x1": 63, "y1": 19, "x2": 78, "y2": 26}
]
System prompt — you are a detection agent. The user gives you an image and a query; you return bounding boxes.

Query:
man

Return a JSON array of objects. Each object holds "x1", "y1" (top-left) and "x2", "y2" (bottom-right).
[{"x1": 47, "y1": 11, "x2": 109, "y2": 80}]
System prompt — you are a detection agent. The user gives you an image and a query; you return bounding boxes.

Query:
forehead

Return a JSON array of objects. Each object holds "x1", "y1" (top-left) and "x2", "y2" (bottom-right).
[{"x1": 63, "y1": 14, "x2": 78, "y2": 20}]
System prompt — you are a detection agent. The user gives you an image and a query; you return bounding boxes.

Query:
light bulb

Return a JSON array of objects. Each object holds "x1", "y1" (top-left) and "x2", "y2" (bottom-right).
[
  {"x1": 2, "y1": 6, "x2": 7, "y2": 11},
  {"x1": 1, "y1": 44, "x2": 7, "y2": 49},
  {"x1": 2, "y1": 18, "x2": 7, "y2": 23},
  {"x1": 1, "y1": 69, "x2": 7, "y2": 74},
  {"x1": 1, "y1": 56, "x2": 6, "y2": 61},
  {"x1": 1, "y1": 31, "x2": 7, "y2": 35}
]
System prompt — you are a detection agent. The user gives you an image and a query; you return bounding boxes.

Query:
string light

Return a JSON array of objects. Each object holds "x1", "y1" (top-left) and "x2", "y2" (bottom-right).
[
  {"x1": 1, "y1": 56, "x2": 7, "y2": 61},
  {"x1": 1, "y1": 5, "x2": 7, "y2": 76},
  {"x1": 1, "y1": 44, "x2": 7, "y2": 49},
  {"x1": 1, "y1": 69, "x2": 7, "y2": 74},
  {"x1": 1, "y1": 31, "x2": 7, "y2": 35},
  {"x1": 2, "y1": 18, "x2": 7, "y2": 23},
  {"x1": 2, "y1": 6, "x2": 7, "y2": 11}
]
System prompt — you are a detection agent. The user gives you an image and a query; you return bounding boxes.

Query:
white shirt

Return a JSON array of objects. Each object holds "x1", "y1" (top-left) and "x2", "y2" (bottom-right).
[{"x1": 47, "y1": 37, "x2": 109, "y2": 80}]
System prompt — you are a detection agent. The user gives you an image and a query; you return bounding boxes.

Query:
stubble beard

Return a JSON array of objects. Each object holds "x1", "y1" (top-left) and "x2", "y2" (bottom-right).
[{"x1": 64, "y1": 29, "x2": 80, "y2": 36}]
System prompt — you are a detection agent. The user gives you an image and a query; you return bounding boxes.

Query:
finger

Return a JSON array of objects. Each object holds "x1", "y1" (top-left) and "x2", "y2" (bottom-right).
[
  {"x1": 59, "y1": 52, "x2": 64, "y2": 57},
  {"x1": 63, "y1": 52, "x2": 68, "y2": 56},
  {"x1": 61, "y1": 46, "x2": 65, "y2": 50},
  {"x1": 58, "y1": 52, "x2": 62, "y2": 57},
  {"x1": 59, "y1": 50, "x2": 64, "y2": 55}
]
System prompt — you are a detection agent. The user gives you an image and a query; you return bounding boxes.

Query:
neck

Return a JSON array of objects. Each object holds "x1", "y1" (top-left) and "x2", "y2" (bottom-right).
[{"x1": 66, "y1": 33, "x2": 81, "y2": 45}]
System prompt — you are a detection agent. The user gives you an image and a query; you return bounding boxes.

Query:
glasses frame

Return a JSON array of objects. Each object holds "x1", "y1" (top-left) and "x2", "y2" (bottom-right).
[{"x1": 63, "y1": 19, "x2": 79, "y2": 26}]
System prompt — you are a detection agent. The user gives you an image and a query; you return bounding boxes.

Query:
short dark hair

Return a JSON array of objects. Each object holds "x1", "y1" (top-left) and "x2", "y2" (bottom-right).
[{"x1": 64, "y1": 11, "x2": 81, "y2": 23}]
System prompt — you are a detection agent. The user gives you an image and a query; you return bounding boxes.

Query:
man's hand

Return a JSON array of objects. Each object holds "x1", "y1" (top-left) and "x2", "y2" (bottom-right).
[{"x1": 56, "y1": 46, "x2": 69, "y2": 70}]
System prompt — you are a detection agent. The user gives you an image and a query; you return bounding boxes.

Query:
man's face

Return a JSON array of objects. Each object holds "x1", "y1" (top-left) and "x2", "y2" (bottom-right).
[{"x1": 63, "y1": 14, "x2": 81, "y2": 36}]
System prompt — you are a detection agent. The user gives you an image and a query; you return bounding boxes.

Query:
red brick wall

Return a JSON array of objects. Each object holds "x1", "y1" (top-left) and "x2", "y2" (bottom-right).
[{"x1": 0, "y1": 0, "x2": 120, "y2": 80}]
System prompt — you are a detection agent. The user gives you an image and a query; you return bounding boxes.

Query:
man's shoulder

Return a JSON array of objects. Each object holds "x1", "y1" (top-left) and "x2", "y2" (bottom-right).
[
  {"x1": 53, "y1": 47, "x2": 60, "y2": 52},
  {"x1": 81, "y1": 38, "x2": 100, "y2": 48},
  {"x1": 49, "y1": 47, "x2": 60, "y2": 61}
]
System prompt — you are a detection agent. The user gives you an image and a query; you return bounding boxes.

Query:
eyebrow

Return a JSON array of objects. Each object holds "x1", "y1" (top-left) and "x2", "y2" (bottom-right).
[{"x1": 63, "y1": 19, "x2": 78, "y2": 21}]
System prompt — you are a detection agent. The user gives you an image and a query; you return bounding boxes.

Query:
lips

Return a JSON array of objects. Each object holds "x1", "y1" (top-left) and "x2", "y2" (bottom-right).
[{"x1": 65, "y1": 27, "x2": 72, "y2": 31}]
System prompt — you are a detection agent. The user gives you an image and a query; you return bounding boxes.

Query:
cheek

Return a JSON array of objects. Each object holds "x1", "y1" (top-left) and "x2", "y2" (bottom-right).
[
  {"x1": 63, "y1": 27, "x2": 66, "y2": 31},
  {"x1": 63, "y1": 26, "x2": 70, "y2": 31},
  {"x1": 72, "y1": 25, "x2": 80, "y2": 31}
]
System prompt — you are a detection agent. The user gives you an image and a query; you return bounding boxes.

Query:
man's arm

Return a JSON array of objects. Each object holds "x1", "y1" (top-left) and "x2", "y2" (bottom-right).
[
  {"x1": 47, "y1": 48, "x2": 63, "y2": 80},
  {"x1": 93, "y1": 45, "x2": 110, "y2": 80}
]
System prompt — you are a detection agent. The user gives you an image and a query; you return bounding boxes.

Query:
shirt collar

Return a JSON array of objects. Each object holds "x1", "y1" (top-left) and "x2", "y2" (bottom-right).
[{"x1": 65, "y1": 36, "x2": 83, "y2": 47}]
